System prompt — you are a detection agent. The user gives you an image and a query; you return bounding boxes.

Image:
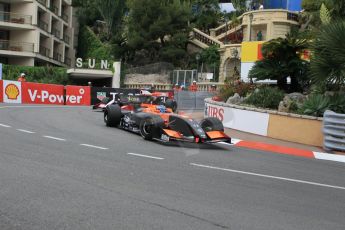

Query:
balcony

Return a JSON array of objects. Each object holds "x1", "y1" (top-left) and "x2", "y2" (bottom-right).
[
  {"x1": 63, "y1": 34, "x2": 70, "y2": 44},
  {"x1": 53, "y1": 51, "x2": 62, "y2": 62},
  {"x1": 52, "y1": 28, "x2": 60, "y2": 38},
  {"x1": 50, "y1": 5, "x2": 59, "y2": 15},
  {"x1": 0, "y1": 40, "x2": 34, "y2": 53},
  {"x1": 62, "y1": 13, "x2": 69, "y2": 22},
  {"x1": 39, "y1": 45, "x2": 50, "y2": 57},
  {"x1": 38, "y1": 19, "x2": 48, "y2": 32},
  {"x1": 0, "y1": 11, "x2": 32, "y2": 25},
  {"x1": 64, "y1": 57, "x2": 71, "y2": 66},
  {"x1": 37, "y1": 0, "x2": 47, "y2": 7}
]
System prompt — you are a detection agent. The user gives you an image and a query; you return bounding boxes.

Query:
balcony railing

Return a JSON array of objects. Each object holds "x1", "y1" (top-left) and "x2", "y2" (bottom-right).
[
  {"x1": 37, "y1": 0, "x2": 47, "y2": 6},
  {"x1": 62, "y1": 13, "x2": 69, "y2": 22},
  {"x1": 39, "y1": 45, "x2": 50, "y2": 57},
  {"x1": 63, "y1": 34, "x2": 70, "y2": 44},
  {"x1": 50, "y1": 5, "x2": 59, "y2": 15},
  {"x1": 64, "y1": 57, "x2": 71, "y2": 66},
  {"x1": 53, "y1": 51, "x2": 62, "y2": 62},
  {"x1": 0, "y1": 11, "x2": 32, "y2": 25},
  {"x1": 38, "y1": 19, "x2": 49, "y2": 32},
  {"x1": 0, "y1": 40, "x2": 34, "y2": 52},
  {"x1": 52, "y1": 28, "x2": 60, "y2": 38}
]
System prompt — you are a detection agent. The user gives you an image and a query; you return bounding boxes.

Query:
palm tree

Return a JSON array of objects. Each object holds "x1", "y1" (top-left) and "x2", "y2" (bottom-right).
[
  {"x1": 249, "y1": 32, "x2": 310, "y2": 92},
  {"x1": 310, "y1": 21, "x2": 345, "y2": 88}
]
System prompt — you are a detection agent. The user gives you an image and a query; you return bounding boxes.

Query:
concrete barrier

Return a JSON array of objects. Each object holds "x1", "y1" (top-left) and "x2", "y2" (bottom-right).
[{"x1": 205, "y1": 98, "x2": 323, "y2": 147}]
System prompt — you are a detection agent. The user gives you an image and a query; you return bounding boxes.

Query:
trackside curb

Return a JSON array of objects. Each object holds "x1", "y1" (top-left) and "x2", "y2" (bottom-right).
[{"x1": 220, "y1": 139, "x2": 345, "y2": 164}]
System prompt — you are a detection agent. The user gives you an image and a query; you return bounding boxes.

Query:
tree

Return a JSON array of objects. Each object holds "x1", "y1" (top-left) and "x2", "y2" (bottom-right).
[
  {"x1": 310, "y1": 21, "x2": 345, "y2": 88},
  {"x1": 200, "y1": 45, "x2": 220, "y2": 81},
  {"x1": 249, "y1": 32, "x2": 310, "y2": 92},
  {"x1": 94, "y1": 0, "x2": 127, "y2": 40},
  {"x1": 126, "y1": 0, "x2": 191, "y2": 64},
  {"x1": 191, "y1": 0, "x2": 221, "y2": 33}
]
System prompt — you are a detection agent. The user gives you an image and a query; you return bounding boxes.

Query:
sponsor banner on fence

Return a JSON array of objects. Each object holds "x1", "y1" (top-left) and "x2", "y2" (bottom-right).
[
  {"x1": 0, "y1": 80, "x2": 3, "y2": 103},
  {"x1": 22, "y1": 82, "x2": 65, "y2": 105},
  {"x1": 205, "y1": 102, "x2": 269, "y2": 136},
  {"x1": 3, "y1": 80, "x2": 22, "y2": 104},
  {"x1": 65, "y1": 85, "x2": 91, "y2": 106},
  {"x1": 91, "y1": 87, "x2": 140, "y2": 105}
]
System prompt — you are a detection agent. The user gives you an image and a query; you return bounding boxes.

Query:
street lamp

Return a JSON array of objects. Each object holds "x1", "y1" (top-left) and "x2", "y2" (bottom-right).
[
  {"x1": 195, "y1": 53, "x2": 200, "y2": 82},
  {"x1": 249, "y1": 13, "x2": 254, "y2": 41},
  {"x1": 223, "y1": 11, "x2": 228, "y2": 44}
]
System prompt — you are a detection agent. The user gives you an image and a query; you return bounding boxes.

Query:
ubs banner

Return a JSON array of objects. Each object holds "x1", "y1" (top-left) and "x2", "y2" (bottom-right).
[
  {"x1": 22, "y1": 82, "x2": 65, "y2": 105},
  {"x1": 91, "y1": 87, "x2": 140, "y2": 105}
]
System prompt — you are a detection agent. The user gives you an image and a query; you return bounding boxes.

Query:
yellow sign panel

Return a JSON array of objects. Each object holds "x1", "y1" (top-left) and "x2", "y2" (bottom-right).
[{"x1": 241, "y1": 41, "x2": 265, "y2": 62}]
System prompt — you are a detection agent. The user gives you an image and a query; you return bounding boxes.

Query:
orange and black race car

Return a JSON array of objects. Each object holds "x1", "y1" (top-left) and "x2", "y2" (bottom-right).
[
  {"x1": 93, "y1": 91, "x2": 177, "y2": 112},
  {"x1": 104, "y1": 98, "x2": 231, "y2": 144}
]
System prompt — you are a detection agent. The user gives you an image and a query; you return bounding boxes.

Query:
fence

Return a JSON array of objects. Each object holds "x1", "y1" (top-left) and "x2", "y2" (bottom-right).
[
  {"x1": 174, "y1": 91, "x2": 215, "y2": 111},
  {"x1": 323, "y1": 110, "x2": 345, "y2": 152}
]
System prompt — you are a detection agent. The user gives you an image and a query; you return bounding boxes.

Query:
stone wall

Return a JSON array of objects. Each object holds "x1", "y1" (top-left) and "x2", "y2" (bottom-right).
[{"x1": 124, "y1": 74, "x2": 171, "y2": 84}]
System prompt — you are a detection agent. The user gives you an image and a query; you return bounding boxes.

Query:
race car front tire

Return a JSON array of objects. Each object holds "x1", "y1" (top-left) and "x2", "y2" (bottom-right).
[
  {"x1": 104, "y1": 104, "x2": 122, "y2": 127},
  {"x1": 200, "y1": 117, "x2": 224, "y2": 132},
  {"x1": 139, "y1": 116, "x2": 164, "y2": 140}
]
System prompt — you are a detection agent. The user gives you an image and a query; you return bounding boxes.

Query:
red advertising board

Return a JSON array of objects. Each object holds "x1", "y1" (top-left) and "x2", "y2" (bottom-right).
[
  {"x1": 0, "y1": 80, "x2": 3, "y2": 103},
  {"x1": 65, "y1": 85, "x2": 91, "y2": 106},
  {"x1": 22, "y1": 82, "x2": 65, "y2": 105}
]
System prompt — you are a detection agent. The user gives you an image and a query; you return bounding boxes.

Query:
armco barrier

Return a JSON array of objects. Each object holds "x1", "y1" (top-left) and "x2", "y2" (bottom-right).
[{"x1": 323, "y1": 110, "x2": 345, "y2": 151}]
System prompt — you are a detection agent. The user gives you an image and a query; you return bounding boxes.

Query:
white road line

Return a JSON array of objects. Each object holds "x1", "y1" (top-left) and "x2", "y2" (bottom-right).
[
  {"x1": 127, "y1": 153, "x2": 164, "y2": 160},
  {"x1": 17, "y1": 129, "x2": 35, "y2": 134},
  {"x1": 80, "y1": 144, "x2": 108, "y2": 150},
  {"x1": 43, "y1": 136, "x2": 66, "y2": 141},
  {"x1": 0, "y1": 123, "x2": 11, "y2": 128},
  {"x1": 190, "y1": 163, "x2": 345, "y2": 191}
]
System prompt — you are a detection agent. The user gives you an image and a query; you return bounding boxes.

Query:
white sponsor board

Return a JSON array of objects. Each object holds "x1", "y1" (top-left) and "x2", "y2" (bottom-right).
[
  {"x1": 3, "y1": 80, "x2": 22, "y2": 104},
  {"x1": 205, "y1": 102, "x2": 269, "y2": 136}
]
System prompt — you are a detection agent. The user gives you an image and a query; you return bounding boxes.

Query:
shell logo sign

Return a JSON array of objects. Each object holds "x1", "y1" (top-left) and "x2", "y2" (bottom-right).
[
  {"x1": 5, "y1": 84, "x2": 20, "y2": 100},
  {"x1": 3, "y1": 80, "x2": 22, "y2": 103}
]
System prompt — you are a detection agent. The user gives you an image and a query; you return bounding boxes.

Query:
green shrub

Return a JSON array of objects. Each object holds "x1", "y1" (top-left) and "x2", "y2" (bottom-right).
[
  {"x1": 245, "y1": 86, "x2": 285, "y2": 109},
  {"x1": 2, "y1": 65, "x2": 71, "y2": 85},
  {"x1": 299, "y1": 93, "x2": 345, "y2": 117},
  {"x1": 299, "y1": 94, "x2": 330, "y2": 117}
]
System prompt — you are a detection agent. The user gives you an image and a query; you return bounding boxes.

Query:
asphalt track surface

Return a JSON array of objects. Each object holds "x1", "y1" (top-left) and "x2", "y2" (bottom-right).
[{"x1": 0, "y1": 104, "x2": 344, "y2": 230}]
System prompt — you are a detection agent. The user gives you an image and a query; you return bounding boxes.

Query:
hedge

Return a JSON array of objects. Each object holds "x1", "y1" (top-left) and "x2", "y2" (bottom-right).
[{"x1": 2, "y1": 64, "x2": 71, "y2": 85}]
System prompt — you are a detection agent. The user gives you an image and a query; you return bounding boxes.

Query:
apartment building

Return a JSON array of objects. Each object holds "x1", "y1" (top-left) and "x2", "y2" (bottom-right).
[{"x1": 0, "y1": 0, "x2": 77, "y2": 67}]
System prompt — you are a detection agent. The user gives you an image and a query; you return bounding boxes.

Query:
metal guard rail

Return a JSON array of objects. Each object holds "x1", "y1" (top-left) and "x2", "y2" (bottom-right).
[{"x1": 323, "y1": 110, "x2": 345, "y2": 151}]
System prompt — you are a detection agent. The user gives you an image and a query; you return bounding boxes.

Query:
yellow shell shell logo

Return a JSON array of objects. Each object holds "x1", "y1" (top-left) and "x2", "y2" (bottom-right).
[{"x1": 5, "y1": 84, "x2": 20, "y2": 100}]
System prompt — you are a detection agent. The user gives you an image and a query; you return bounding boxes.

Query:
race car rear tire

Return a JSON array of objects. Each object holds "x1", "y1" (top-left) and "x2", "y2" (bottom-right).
[
  {"x1": 165, "y1": 99, "x2": 177, "y2": 112},
  {"x1": 200, "y1": 117, "x2": 224, "y2": 132},
  {"x1": 139, "y1": 116, "x2": 164, "y2": 140},
  {"x1": 104, "y1": 104, "x2": 122, "y2": 127}
]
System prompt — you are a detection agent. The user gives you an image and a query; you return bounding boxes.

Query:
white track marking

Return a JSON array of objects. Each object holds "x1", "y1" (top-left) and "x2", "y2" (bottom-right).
[
  {"x1": 80, "y1": 144, "x2": 108, "y2": 150},
  {"x1": 190, "y1": 163, "x2": 345, "y2": 191},
  {"x1": 43, "y1": 136, "x2": 66, "y2": 141},
  {"x1": 127, "y1": 153, "x2": 164, "y2": 160},
  {"x1": 0, "y1": 123, "x2": 11, "y2": 128},
  {"x1": 16, "y1": 129, "x2": 35, "y2": 134},
  {"x1": 314, "y1": 152, "x2": 345, "y2": 163}
]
